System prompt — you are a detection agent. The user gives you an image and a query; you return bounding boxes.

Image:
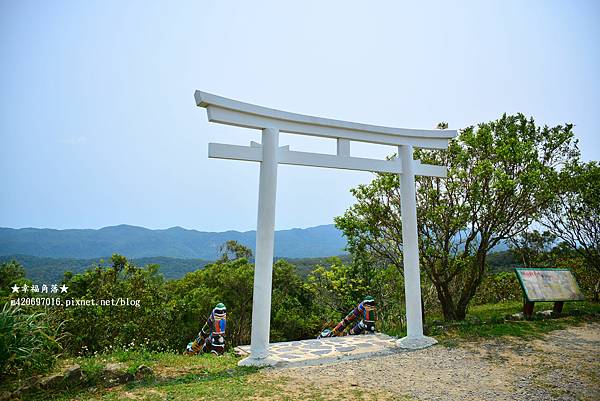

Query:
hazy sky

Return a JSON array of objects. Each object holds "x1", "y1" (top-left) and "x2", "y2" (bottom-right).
[{"x1": 1, "y1": 0, "x2": 599, "y2": 232}]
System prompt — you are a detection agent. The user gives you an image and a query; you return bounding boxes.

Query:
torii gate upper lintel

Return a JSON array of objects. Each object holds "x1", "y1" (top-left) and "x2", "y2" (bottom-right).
[{"x1": 194, "y1": 90, "x2": 457, "y2": 366}]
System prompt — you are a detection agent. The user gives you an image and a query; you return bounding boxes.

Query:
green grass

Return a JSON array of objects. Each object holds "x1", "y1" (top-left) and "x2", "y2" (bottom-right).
[
  {"x1": 427, "y1": 300, "x2": 600, "y2": 344},
  {"x1": 22, "y1": 352, "x2": 261, "y2": 401},
  {"x1": 18, "y1": 349, "x2": 408, "y2": 401},
  {"x1": 9, "y1": 300, "x2": 599, "y2": 401}
]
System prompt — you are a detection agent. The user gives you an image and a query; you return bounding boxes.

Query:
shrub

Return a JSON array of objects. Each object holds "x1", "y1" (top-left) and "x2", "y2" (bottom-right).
[
  {"x1": 57, "y1": 255, "x2": 181, "y2": 355},
  {"x1": 473, "y1": 272, "x2": 522, "y2": 305},
  {"x1": 0, "y1": 303, "x2": 64, "y2": 378}
]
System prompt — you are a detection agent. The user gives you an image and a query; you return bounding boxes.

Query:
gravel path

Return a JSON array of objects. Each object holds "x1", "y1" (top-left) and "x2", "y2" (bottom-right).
[{"x1": 262, "y1": 322, "x2": 600, "y2": 401}]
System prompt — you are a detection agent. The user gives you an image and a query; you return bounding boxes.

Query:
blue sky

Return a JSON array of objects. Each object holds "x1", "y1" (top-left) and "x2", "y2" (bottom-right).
[{"x1": 1, "y1": 0, "x2": 599, "y2": 232}]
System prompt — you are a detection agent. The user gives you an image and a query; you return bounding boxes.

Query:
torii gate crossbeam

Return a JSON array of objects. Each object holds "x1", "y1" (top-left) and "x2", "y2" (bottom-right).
[{"x1": 194, "y1": 91, "x2": 457, "y2": 366}]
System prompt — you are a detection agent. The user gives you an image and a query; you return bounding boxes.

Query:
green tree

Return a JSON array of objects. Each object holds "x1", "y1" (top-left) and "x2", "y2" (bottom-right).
[
  {"x1": 218, "y1": 240, "x2": 253, "y2": 262},
  {"x1": 0, "y1": 261, "x2": 30, "y2": 299},
  {"x1": 58, "y1": 254, "x2": 176, "y2": 354},
  {"x1": 307, "y1": 258, "x2": 406, "y2": 334},
  {"x1": 508, "y1": 229, "x2": 556, "y2": 268},
  {"x1": 541, "y1": 161, "x2": 600, "y2": 293},
  {"x1": 336, "y1": 114, "x2": 579, "y2": 320}
]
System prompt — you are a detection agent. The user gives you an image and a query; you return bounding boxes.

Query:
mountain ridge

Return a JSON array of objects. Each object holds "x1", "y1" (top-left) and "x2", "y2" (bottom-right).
[{"x1": 0, "y1": 224, "x2": 347, "y2": 260}]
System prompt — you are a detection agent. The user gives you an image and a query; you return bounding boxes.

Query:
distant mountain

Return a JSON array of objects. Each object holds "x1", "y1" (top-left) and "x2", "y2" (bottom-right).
[
  {"x1": 0, "y1": 254, "x2": 351, "y2": 284},
  {"x1": 0, "y1": 224, "x2": 348, "y2": 260}
]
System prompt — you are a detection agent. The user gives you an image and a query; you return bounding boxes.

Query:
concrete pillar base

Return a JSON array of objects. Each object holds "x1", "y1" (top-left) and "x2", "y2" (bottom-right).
[
  {"x1": 396, "y1": 336, "x2": 438, "y2": 350},
  {"x1": 237, "y1": 354, "x2": 279, "y2": 367}
]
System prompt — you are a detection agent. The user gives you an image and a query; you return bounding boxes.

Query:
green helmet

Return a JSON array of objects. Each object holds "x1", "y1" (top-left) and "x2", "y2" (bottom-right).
[{"x1": 215, "y1": 303, "x2": 226, "y2": 310}]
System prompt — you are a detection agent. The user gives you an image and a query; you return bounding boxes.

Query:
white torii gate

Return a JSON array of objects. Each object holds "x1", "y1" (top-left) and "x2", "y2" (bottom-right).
[{"x1": 194, "y1": 91, "x2": 457, "y2": 366}]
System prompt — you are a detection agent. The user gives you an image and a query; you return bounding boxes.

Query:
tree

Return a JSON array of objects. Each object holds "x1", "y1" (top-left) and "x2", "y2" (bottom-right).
[
  {"x1": 508, "y1": 229, "x2": 556, "y2": 268},
  {"x1": 0, "y1": 261, "x2": 30, "y2": 299},
  {"x1": 336, "y1": 114, "x2": 579, "y2": 320},
  {"x1": 541, "y1": 161, "x2": 600, "y2": 301},
  {"x1": 218, "y1": 240, "x2": 253, "y2": 262},
  {"x1": 541, "y1": 161, "x2": 600, "y2": 274}
]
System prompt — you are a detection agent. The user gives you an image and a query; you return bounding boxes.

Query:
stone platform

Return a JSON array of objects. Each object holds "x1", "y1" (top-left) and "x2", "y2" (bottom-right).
[{"x1": 234, "y1": 333, "x2": 401, "y2": 367}]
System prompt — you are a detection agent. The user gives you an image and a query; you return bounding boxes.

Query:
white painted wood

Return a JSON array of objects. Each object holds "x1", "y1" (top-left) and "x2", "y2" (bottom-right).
[
  {"x1": 208, "y1": 142, "x2": 447, "y2": 177},
  {"x1": 195, "y1": 90, "x2": 454, "y2": 365},
  {"x1": 337, "y1": 139, "x2": 350, "y2": 157},
  {"x1": 397, "y1": 145, "x2": 437, "y2": 348},
  {"x1": 413, "y1": 160, "x2": 448, "y2": 178},
  {"x1": 241, "y1": 128, "x2": 279, "y2": 365},
  {"x1": 196, "y1": 91, "x2": 457, "y2": 150},
  {"x1": 208, "y1": 143, "x2": 262, "y2": 162}
]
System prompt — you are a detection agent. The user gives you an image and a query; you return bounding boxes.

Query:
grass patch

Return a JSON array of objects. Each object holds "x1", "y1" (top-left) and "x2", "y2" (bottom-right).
[
  {"x1": 10, "y1": 301, "x2": 599, "y2": 400},
  {"x1": 79, "y1": 359, "x2": 104, "y2": 385},
  {"x1": 22, "y1": 351, "x2": 260, "y2": 401},
  {"x1": 427, "y1": 300, "x2": 600, "y2": 344}
]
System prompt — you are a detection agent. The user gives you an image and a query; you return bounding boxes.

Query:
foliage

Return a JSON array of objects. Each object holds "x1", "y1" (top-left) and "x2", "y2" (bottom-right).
[
  {"x1": 168, "y1": 257, "x2": 255, "y2": 348},
  {"x1": 0, "y1": 260, "x2": 31, "y2": 299},
  {"x1": 0, "y1": 304, "x2": 64, "y2": 379},
  {"x1": 169, "y1": 257, "x2": 322, "y2": 347},
  {"x1": 472, "y1": 272, "x2": 521, "y2": 305},
  {"x1": 270, "y1": 260, "x2": 321, "y2": 342},
  {"x1": 6, "y1": 250, "x2": 326, "y2": 358},
  {"x1": 1, "y1": 253, "x2": 354, "y2": 284},
  {"x1": 486, "y1": 250, "x2": 521, "y2": 273},
  {"x1": 335, "y1": 113, "x2": 579, "y2": 320},
  {"x1": 307, "y1": 258, "x2": 406, "y2": 334},
  {"x1": 278, "y1": 254, "x2": 352, "y2": 277},
  {"x1": 218, "y1": 240, "x2": 253, "y2": 262},
  {"x1": 57, "y1": 254, "x2": 179, "y2": 355},
  {"x1": 509, "y1": 230, "x2": 557, "y2": 268},
  {"x1": 541, "y1": 161, "x2": 600, "y2": 280}
]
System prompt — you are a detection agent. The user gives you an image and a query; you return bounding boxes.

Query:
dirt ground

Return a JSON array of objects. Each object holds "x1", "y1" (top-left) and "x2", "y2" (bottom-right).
[{"x1": 260, "y1": 322, "x2": 600, "y2": 401}]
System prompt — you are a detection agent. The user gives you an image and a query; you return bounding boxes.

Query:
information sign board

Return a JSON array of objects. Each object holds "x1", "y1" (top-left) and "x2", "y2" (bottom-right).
[{"x1": 515, "y1": 268, "x2": 584, "y2": 302}]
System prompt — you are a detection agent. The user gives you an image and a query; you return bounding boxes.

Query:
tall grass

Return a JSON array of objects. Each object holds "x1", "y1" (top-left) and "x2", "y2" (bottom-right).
[{"x1": 0, "y1": 303, "x2": 65, "y2": 378}]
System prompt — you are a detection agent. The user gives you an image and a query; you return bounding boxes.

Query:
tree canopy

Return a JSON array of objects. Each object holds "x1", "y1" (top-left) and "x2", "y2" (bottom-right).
[{"x1": 336, "y1": 113, "x2": 579, "y2": 320}]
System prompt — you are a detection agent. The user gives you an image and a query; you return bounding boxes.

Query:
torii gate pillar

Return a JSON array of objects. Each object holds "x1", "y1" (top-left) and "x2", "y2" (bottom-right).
[
  {"x1": 241, "y1": 128, "x2": 280, "y2": 365},
  {"x1": 397, "y1": 144, "x2": 436, "y2": 348}
]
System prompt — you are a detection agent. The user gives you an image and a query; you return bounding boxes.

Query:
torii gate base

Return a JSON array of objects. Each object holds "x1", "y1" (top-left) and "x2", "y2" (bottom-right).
[
  {"x1": 236, "y1": 333, "x2": 399, "y2": 368},
  {"x1": 195, "y1": 91, "x2": 454, "y2": 366}
]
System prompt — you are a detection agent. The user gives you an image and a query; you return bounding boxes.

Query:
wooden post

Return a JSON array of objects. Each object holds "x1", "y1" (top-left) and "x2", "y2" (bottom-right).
[
  {"x1": 523, "y1": 300, "x2": 535, "y2": 318},
  {"x1": 238, "y1": 128, "x2": 279, "y2": 366},
  {"x1": 553, "y1": 301, "x2": 564, "y2": 315}
]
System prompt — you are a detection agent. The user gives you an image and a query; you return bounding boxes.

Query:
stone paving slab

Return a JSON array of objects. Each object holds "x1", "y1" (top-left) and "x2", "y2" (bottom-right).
[{"x1": 234, "y1": 333, "x2": 402, "y2": 367}]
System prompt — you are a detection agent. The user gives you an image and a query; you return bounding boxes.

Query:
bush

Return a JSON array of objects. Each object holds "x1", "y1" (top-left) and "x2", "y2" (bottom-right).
[
  {"x1": 57, "y1": 255, "x2": 181, "y2": 355},
  {"x1": 52, "y1": 254, "x2": 324, "y2": 356},
  {"x1": 307, "y1": 258, "x2": 407, "y2": 335},
  {"x1": 170, "y1": 258, "x2": 321, "y2": 348},
  {"x1": 0, "y1": 303, "x2": 64, "y2": 379},
  {"x1": 473, "y1": 272, "x2": 522, "y2": 305}
]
